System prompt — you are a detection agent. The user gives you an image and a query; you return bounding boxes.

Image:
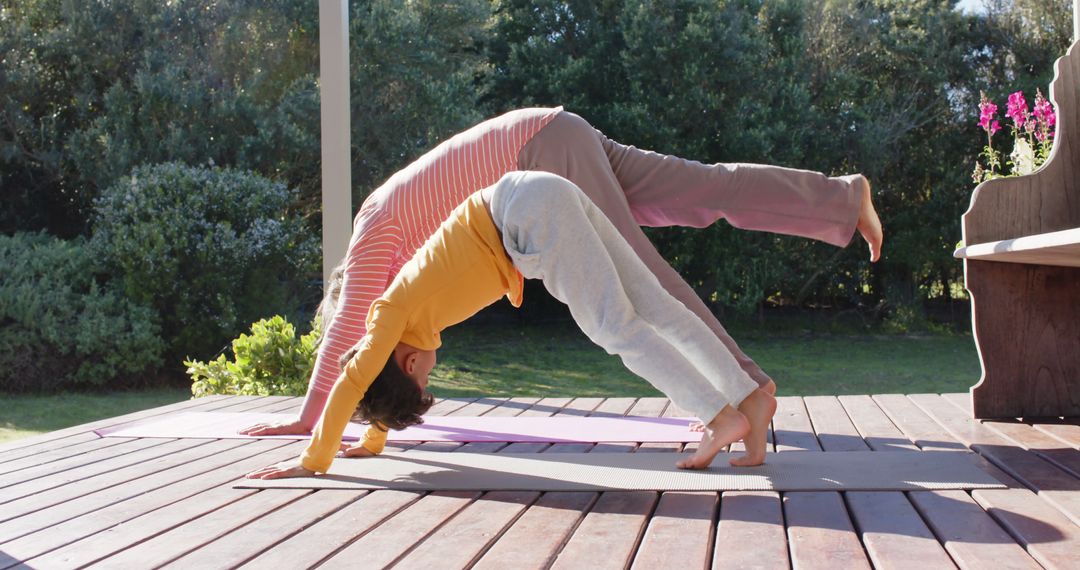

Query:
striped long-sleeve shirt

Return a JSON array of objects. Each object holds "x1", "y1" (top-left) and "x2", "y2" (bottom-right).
[{"x1": 300, "y1": 107, "x2": 561, "y2": 427}]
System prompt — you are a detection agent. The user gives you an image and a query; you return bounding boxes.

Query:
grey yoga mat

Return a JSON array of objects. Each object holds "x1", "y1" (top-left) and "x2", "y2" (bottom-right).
[
  {"x1": 237, "y1": 451, "x2": 1005, "y2": 492},
  {"x1": 94, "y1": 412, "x2": 702, "y2": 443}
]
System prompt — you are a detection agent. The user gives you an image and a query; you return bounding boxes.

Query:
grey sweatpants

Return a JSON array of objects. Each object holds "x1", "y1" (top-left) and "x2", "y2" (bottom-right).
[
  {"x1": 489, "y1": 170, "x2": 759, "y2": 421},
  {"x1": 519, "y1": 112, "x2": 863, "y2": 390}
]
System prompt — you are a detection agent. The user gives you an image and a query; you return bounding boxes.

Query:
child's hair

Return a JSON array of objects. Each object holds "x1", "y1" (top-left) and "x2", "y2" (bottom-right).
[{"x1": 345, "y1": 350, "x2": 434, "y2": 430}]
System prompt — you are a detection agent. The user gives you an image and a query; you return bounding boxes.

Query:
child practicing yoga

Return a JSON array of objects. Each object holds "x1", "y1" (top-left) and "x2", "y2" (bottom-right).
[
  {"x1": 241, "y1": 107, "x2": 884, "y2": 457},
  {"x1": 247, "y1": 171, "x2": 782, "y2": 479}
]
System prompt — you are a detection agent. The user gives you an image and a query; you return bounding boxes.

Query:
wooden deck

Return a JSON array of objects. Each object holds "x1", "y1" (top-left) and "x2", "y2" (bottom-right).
[{"x1": 1, "y1": 394, "x2": 1078, "y2": 569}]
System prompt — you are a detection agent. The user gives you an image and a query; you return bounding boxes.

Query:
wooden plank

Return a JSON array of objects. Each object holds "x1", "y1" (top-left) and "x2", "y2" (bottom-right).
[
  {"x1": 161, "y1": 490, "x2": 363, "y2": 569},
  {"x1": 909, "y1": 393, "x2": 1080, "y2": 525},
  {"x1": 0, "y1": 437, "x2": 175, "y2": 491},
  {"x1": 713, "y1": 491, "x2": 788, "y2": 570},
  {"x1": 83, "y1": 488, "x2": 313, "y2": 569},
  {"x1": 555, "y1": 397, "x2": 604, "y2": 416},
  {"x1": 943, "y1": 393, "x2": 1080, "y2": 476},
  {"x1": 425, "y1": 397, "x2": 477, "y2": 416},
  {"x1": 773, "y1": 396, "x2": 820, "y2": 451},
  {"x1": 1035, "y1": 420, "x2": 1080, "y2": 448},
  {"x1": 391, "y1": 491, "x2": 537, "y2": 568},
  {"x1": 308, "y1": 393, "x2": 543, "y2": 567},
  {"x1": 0, "y1": 439, "x2": 214, "y2": 519},
  {"x1": 908, "y1": 490, "x2": 1042, "y2": 570},
  {"x1": 845, "y1": 492, "x2": 956, "y2": 569},
  {"x1": 970, "y1": 488, "x2": 1080, "y2": 570},
  {"x1": 481, "y1": 397, "x2": 541, "y2": 417},
  {"x1": 637, "y1": 397, "x2": 689, "y2": 454},
  {"x1": 804, "y1": 397, "x2": 952, "y2": 568},
  {"x1": 472, "y1": 492, "x2": 595, "y2": 569},
  {"x1": 235, "y1": 490, "x2": 423, "y2": 570},
  {"x1": 888, "y1": 394, "x2": 1080, "y2": 569},
  {"x1": 838, "y1": 394, "x2": 920, "y2": 451},
  {"x1": 662, "y1": 400, "x2": 693, "y2": 417},
  {"x1": 480, "y1": 398, "x2": 663, "y2": 568},
  {"x1": 774, "y1": 398, "x2": 870, "y2": 570},
  {"x1": 873, "y1": 394, "x2": 1023, "y2": 489},
  {"x1": 0, "y1": 439, "x2": 271, "y2": 547},
  {"x1": 452, "y1": 397, "x2": 511, "y2": 416},
  {"x1": 975, "y1": 418, "x2": 1080, "y2": 478},
  {"x1": 872, "y1": 394, "x2": 976, "y2": 452},
  {"x1": 0, "y1": 440, "x2": 302, "y2": 569},
  {"x1": 591, "y1": 397, "x2": 640, "y2": 417},
  {"x1": 784, "y1": 492, "x2": 871, "y2": 570},
  {"x1": 550, "y1": 491, "x2": 658, "y2": 570},
  {"x1": 631, "y1": 492, "x2": 716, "y2": 569},
  {"x1": 954, "y1": 227, "x2": 1080, "y2": 267},
  {"x1": 518, "y1": 397, "x2": 575, "y2": 417},
  {"x1": 627, "y1": 397, "x2": 668, "y2": 418},
  {"x1": 555, "y1": 402, "x2": 661, "y2": 569},
  {"x1": 803, "y1": 396, "x2": 869, "y2": 451},
  {"x1": 390, "y1": 425, "x2": 543, "y2": 567},
  {"x1": 831, "y1": 396, "x2": 959, "y2": 568},
  {"x1": 0, "y1": 437, "x2": 145, "y2": 478},
  {"x1": 315, "y1": 491, "x2": 480, "y2": 569}
]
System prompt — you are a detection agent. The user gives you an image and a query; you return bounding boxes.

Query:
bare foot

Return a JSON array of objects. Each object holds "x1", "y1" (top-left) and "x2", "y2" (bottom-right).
[
  {"x1": 729, "y1": 388, "x2": 777, "y2": 467},
  {"x1": 846, "y1": 174, "x2": 883, "y2": 262},
  {"x1": 677, "y1": 406, "x2": 749, "y2": 469},
  {"x1": 689, "y1": 379, "x2": 775, "y2": 432}
]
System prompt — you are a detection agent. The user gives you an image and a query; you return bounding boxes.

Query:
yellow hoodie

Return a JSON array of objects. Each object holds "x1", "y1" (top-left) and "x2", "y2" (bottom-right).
[{"x1": 300, "y1": 191, "x2": 522, "y2": 472}]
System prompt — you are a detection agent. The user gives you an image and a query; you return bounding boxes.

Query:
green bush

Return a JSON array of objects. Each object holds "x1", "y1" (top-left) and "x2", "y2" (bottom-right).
[
  {"x1": 187, "y1": 315, "x2": 319, "y2": 397},
  {"x1": 90, "y1": 162, "x2": 319, "y2": 366},
  {"x1": 0, "y1": 232, "x2": 163, "y2": 392}
]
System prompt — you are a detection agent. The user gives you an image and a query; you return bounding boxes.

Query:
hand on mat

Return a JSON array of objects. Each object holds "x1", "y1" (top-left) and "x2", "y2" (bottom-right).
[
  {"x1": 689, "y1": 421, "x2": 705, "y2": 432},
  {"x1": 338, "y1": 443, "x2": 376, "y2": 458},
  {"x1": 238, "y1": 419, "x2": 310, "y2": 437},
  {"x1": 245, "y1": 459, "x2": 316, "y2": 479}
]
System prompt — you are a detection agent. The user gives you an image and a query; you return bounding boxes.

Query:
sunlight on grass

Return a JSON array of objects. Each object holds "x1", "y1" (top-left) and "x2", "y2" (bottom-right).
[
  {"x1": 429, "y1": 321, "x2": 982, "y2": 399},
  {"x1": 0, "y1": 388, "x2": 190, "y2": 444},
  {"x1": 2, "y1": 321, "x2": 983, "y2": 443}
]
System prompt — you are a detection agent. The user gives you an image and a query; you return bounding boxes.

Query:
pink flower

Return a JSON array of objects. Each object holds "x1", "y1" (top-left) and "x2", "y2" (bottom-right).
[
  {"x1": 1033, "y1": 90, "x2": 1055, "y2": 125},
  {"x1": 1032, "y1": 89, "x2": 1056, "y2": 140},
  {"x1": 1006, "y1": 91, "x2": 1029, "y2": 128},
  {"x1": 978, "y1": 93, "x2": 999, "y2": 133},
  {"x1": 990, "y1": 120, "x2": 1001, "y2": 135}
]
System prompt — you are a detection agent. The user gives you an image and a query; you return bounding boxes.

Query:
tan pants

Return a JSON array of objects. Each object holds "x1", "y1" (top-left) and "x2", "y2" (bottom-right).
[{"x1": 517, "y1": 111, "x2": 862, "y2": 388}]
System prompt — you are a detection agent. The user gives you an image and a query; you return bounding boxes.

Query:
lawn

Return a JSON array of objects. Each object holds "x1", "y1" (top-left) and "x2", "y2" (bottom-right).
[
  {"x1": 1, "y1": 319, "x2": 982, "y2": 443},
  {"x1": 0, "y1": 388, "x2": 190, "y2": 444},
  {"x1": 429, "y1": 320, "x2": 981, "y2": 398}
]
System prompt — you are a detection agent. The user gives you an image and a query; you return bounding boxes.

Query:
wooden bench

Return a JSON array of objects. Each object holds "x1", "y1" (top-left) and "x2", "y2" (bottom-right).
[{"x1": 953, "y1": 40, "x2": 1080, "y2": 418}]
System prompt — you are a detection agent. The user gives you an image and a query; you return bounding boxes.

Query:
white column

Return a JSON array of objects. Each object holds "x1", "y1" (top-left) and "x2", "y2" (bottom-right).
[{"x1": 318, "y1": 0, "x2": 351, "y2": 289}]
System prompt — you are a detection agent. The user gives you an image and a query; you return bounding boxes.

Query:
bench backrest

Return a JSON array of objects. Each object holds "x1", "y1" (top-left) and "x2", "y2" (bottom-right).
[{"x1": 962, "y1": 40, "x2": 1080, "y2": 245}]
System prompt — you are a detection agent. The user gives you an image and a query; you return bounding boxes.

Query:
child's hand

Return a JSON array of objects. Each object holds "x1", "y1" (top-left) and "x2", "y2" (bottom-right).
[
  {"x1": 338, "y1": 443, "x2": 377, "y2": 458},
  {"x1": 245, "y1": 459, "x2": 316, "y2": 479},
  {"x1": 239, "y1": 419, "x2": 310, "y2": 436}
]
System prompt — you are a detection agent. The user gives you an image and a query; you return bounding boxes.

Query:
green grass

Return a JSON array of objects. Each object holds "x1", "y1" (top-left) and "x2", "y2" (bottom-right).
[
  {"x1": 0, "y1": 388, "x2": 190, "y2": 444},
  {"x1": 1, "y1": 320, "x2": 982, "y2": 444},
  {"x1": 429, "y1": 320, "x2": 982, "y2": 399}
]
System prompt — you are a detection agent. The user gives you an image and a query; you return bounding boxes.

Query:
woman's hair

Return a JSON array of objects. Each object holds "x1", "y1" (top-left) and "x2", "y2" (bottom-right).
[
  {"x1": 315, "y1": 259, "x2": 348, "y2": 342},
  {"x1": 349, "y1": 352, "x2": 434, "y2": 431}
]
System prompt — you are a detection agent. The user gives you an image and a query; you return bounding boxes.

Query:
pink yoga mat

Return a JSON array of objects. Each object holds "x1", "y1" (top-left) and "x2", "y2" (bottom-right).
[{"x1": 94, "y1": 411, "x2": 701, "y2": 443}]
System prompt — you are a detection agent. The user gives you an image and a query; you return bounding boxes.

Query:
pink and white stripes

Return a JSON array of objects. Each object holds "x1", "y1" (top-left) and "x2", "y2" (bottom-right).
[{"x1": 302, "y1": 107, "x2": 560, "y2": 423}]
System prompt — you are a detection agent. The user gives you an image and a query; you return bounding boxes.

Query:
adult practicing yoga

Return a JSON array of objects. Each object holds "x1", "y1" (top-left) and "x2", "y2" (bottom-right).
[
  {"x1": 241, "y1": 106, "x2": 884, "y2": 458},
  {"x1": 248, "y1": 170, "x2": 783, "y2": 479}
]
